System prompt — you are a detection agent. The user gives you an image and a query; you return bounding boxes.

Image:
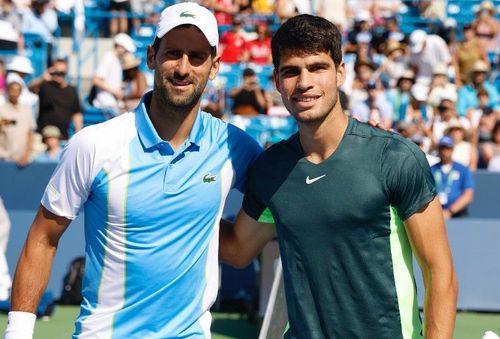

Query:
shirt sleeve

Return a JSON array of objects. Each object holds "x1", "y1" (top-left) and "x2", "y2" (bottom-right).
[
  {"x1": 40, "y1": 127, "x2": 98, "y2": 219},
  {"x1": 461, "y1": 167, "x2": 475, "y2": 190},
  {"x1": 382, "y1": 136, "x2": 437, "y2": 221},
  {"x1": 228, "y1": 123, "x2": 263, "y2": 193}
]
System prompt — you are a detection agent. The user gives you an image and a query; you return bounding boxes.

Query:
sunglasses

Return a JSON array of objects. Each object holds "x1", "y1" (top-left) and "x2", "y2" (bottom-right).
[{"x1": 50, "y1": 71, "x2": 67, "y2": 77}]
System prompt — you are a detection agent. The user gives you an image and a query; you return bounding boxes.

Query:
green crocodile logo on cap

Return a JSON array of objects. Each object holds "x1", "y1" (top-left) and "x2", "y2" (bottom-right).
[
  {"x1": 180, "y1": 11, "x2": 195, "y2": 18},
  {"x1": 203, "y1": 174, "x2": 217, "y2": 184}
]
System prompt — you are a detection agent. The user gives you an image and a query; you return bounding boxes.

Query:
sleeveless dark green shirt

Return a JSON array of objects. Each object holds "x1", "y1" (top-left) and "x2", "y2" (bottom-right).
[{"x1": 243, "y1": 117, "x2": 436, "y2": 339}]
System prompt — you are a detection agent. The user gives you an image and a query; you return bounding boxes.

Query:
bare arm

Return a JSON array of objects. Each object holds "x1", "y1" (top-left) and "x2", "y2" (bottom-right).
[
  {"x1": 72, "y1": 112, "x2": 83, "y2": 134},
  {"x1": 10, "y1": 205, "x2": 71, "y2": 313},
  {"x1": 405, "y1": 197, "x2": 458, "y2": 338},
  {"x1": 16, "y1": 130, "x2": 33, "y2": 167},
  {"x1": 219, "y1": 209, "x2": 276, "y2": 268},
  {"x1": 93, "y1": 76, "x2": 123, "y2": 99}
]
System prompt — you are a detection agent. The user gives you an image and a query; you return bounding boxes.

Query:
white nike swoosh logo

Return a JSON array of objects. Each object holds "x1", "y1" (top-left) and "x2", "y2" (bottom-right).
[{"x1": 305, "y1": 174, "x2": 326, "y2": 185}]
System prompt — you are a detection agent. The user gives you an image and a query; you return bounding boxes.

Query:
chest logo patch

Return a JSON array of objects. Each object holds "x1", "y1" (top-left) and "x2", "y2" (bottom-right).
[
  {"x1": 305, "y1": 174, "x2": 326, "y2": 185},
  {"x1": 203, "y1": 173, "x2": 217, "y2": 184}
]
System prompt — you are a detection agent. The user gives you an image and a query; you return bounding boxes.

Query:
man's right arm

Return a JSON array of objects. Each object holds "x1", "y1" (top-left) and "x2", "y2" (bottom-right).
[
  {"x1": 5, "y1": 206, "x2": 70, "y2": 338},
  {"x1": 220, "y1": 209, "x2": 276, "y2": 268}
]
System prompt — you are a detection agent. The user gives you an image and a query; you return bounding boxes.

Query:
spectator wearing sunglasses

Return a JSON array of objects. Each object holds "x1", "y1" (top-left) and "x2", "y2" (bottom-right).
[{"x1": 29, "y1": 57, "x2": 82, "y2": 140}]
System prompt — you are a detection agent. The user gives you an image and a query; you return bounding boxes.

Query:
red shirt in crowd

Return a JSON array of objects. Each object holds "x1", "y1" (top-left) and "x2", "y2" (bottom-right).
[
  {"x1": 243, "y1": 37, "x2": 272, "y2": 64},
  {"x1": 220, "y1": 30, "x2": 246, "y2": 63}
]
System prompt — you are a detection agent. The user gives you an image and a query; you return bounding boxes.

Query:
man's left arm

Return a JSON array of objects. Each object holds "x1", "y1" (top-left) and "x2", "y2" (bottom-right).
[{"x1": 405, "y1": 197, "x2": 458, "y2": 338}]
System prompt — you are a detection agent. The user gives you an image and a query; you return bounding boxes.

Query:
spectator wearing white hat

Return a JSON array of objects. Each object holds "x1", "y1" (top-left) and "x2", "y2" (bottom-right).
[
  {"x1": 457, "y1": 60, "x2": 499, "y2": 118},
  {"x1": 91, "y1": 32, "x2": 136, "y2": 115},
  {"x1": 0, "y1": 74, "x2": 36, "y2": 166},
  {"x1": 428, "y1": 63, "x2": 457, "y2": 110},
  {"x1": 408, "y1": 29, "x2": 452, "y2": 87},
  {"x1": 4, "y1": 56, "x2": 38, "y2": 120}
]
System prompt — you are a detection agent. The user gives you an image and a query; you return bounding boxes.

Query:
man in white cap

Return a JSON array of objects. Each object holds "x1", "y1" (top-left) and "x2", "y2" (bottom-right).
[
  {"x1": 91, "y1": 32, "x2": 136, "y2": 115},
  {"x1": 408, "y1": 29, "x2": 451, "y2": 86},
  {"x1": 4, "y1": 2, "x2": 262, "y2": 338}
]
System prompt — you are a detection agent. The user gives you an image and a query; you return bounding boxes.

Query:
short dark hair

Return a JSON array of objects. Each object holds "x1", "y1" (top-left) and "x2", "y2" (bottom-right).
[{"x1": 271, "y1": 14, "x2": 343, "y2": 70}]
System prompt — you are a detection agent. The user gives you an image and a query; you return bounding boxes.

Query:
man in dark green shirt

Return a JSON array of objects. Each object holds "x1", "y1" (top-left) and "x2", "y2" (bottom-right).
[{"x1": 220, "y1": 14, "x2": 457, "y2": 339}]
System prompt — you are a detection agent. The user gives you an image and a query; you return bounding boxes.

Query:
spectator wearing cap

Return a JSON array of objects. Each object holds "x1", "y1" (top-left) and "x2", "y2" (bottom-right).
[
  {"x1": 379, "y1": 40, "x2": 408, "y2": 88},
  {"x1": 4, "y1": 56, "x2": 38, "y2": 118},
  {"x1": 229, "y1": 67, "x2": 268, "y2": 115},
  {"x1": 241, "y1": 22, "x2": 272, "y2": 65},
  {"x1": 471, "y1": 1, "x2": 499, "y2": 62},
  {"x1": 408, "y1": 29, "x2": 451, "y2": 87},
  {"x1": 351, "y1": 78, "x2": 393, "y2": 129},
  {"x1": 121, "y1": 53, "x2": 147, "y2": 112},
  {"x1": 21, "y1": 0, "x2": 58, "y2": 66},
  {"x1": 91, "y1": 33, "x2": 136, "y2": 115},
  {"x1": 457, "y1": 60, "x2": 499, "y2": 118},
  {"x1": 0, "y1": 75, "x2": 36, "y2": 166},
  {"x1": 431, "y1": 136, "x2": 475, "y2": 219},
  {"x1": 428, "y1": 63, "x2": 457, "y2": 110},
  {"x1": 445, "y1": 121, "x2": 477, "y2": 169},
  {"x1": 431, "y1": 92, "x2": 471, "y2": 146},
  {"x1": 28, "y1": 57, "x2": 82, "y2": 140},
  {"x1": 34, "y1": 125, "x2": 62, "y2": 162},
  {"x1": 454, "y1": 23, "x2": 488, "y2": 86},
  {"x1": 345, "y1": 10, "x2": 372, "y2": 54},
  {"x1": 387, "y1": 70, "x2": 415, "y2": 123}
]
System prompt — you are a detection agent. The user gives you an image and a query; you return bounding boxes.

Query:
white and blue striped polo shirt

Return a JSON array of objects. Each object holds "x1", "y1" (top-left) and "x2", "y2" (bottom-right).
[{"x1": 41, "y1": 92, "x2": 262, "y2": 338}]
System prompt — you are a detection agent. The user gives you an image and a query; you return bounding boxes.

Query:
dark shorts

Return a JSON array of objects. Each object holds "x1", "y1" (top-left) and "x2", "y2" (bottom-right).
[{"x1": 109, "y1": 0, "x2": 131, "y2": 12}]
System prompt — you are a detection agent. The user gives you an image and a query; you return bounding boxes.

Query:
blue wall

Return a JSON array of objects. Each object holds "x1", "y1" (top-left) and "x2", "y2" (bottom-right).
[{"x1": 1, "y1": 161, "x2": 500, "y2": 311}]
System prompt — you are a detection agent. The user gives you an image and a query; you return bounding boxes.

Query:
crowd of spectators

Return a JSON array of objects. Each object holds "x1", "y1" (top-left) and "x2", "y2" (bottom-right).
[{"x1": 0, "y1": 0, "x2": 498, "y2": 180}]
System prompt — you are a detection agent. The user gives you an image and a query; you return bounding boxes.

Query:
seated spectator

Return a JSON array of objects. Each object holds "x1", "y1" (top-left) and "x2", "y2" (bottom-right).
[
  {"x1": 345, "y1": 10, "x2": 372, "y2": 54},
  {"x1": 121, "y1": 53, "x2": 147, "y2": 112},
  {"x1": 0, "y1": 75, "x2": 35, "y2": 166},
  {"x1": 220, "y1": 15, "x2": 247, "y2": 64},
  {"x1": 29, "y1": 57, "x2": 82, "y2": 140},
  {"x1": 274, "y1": 0, "x2": 312, "y2": 21},
  {"x1": 379, "y1": 40, "x2": 408, "y2": 88},
  {"x1": 431, "y1": 136, "x2": 475, "y2": 219},
  {"x1": 4, "y1": 56, "x2": 38, "y2": 118},
  {"x1": 406, "y1": 83, "x2": 430, "y2": 123},
  {"x1": 471, "y1": 1, "x2": 499, "y2": 65},
  {"x1": 22, "y1": 0, "x2": 58, "y2": 66},
  {"x1": 350, "y1": 58, "x2": 376, "y2": 101},
  {"x1": 109, "y1": 0, "x2": 131, "y2": 35},
  {"x1": 430, "y1": 92, "x2": 470, "y2": 145},
  {"x1": 413, "y1": 0, "x2": 445, "y2": 20},
  {"x1": 457, "y1": 60, "x2": 499, "y2": 118},
  {"x1": 445, "y1": 122, "x2": 477, "y2": 170},
  {"x1": 34, "y1": 125, "x2": 63, "y2": 162},
  {"x1": 91, "y1": 33, "x2": 136, "y2": 115},
  {"x1": 315, "y1": 0, "x2": 347, "y2": 30},
  {"x1": 387, "y1": 70, "x2": 415, "y2": 123},
  {"x1": 351, "y1": 79, "x2": 393, "y2": 128},
  {"x1": 428, "y1": 63, "x2": 457, "y2": 115},
  {"x1": 241, "y1": 22, "x2": 272, "y2": 65},
  {"x1": 0, "y1": 0, "x2": 24, "y2": 52},
  {"x1": 230, "y1": 67, "x2": 267, "y2": 116},
  {"x1": 408, "y1": 29, "x2": 451, "y2": 87},
  {"x1": 454, "y1": 23, "x2": 488, "y2": 87},
  {"x1": 480, "y1": 120, "x2": 500, "y2": 172},
  {"x1": 264, "y1": 74, "x2": 288, "y2": 116}
]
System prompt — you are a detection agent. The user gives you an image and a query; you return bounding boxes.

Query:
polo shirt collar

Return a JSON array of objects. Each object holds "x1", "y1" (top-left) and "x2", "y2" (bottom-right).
[{"x1": 135, "y1": 91, "x2": 206, "y2": 151}]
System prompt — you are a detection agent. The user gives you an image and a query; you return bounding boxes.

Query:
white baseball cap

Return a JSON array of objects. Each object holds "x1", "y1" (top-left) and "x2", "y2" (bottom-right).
[
  {"x1": 114, "y1": 33, "x2": 136, "y2": 53},
  {"x1": 6, "y1": 56, "x2": 34, "y2": 75},
  {"x1": 409, "y1": 30, "x2": 427, "y2": 54},
  {"x1": 156, "y1": 2, "x2": 219, "y2": 54}
]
